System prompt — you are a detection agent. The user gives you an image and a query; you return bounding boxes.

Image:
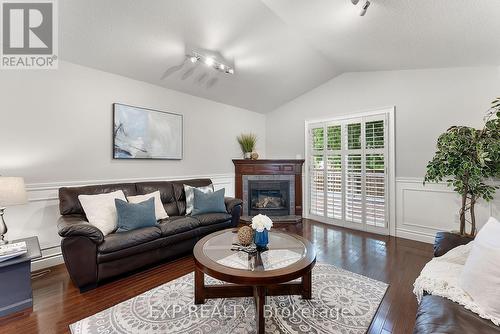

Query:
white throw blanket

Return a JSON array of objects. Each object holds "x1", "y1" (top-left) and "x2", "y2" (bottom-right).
[{"x1": 413, "y1": 242, "x2": 500, "y2": 326}]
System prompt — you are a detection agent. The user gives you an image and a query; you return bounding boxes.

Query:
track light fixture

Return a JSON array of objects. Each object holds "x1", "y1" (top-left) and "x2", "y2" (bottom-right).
[
  {"x1": 186, "y1": 51, "x2": 234, "y2": 75},
  {"x1": 351, "y1": 0, "x2": 371, "y2": 16},
  {"x1": 360, "y1": 0, "x2": 370, "y2": 16}
]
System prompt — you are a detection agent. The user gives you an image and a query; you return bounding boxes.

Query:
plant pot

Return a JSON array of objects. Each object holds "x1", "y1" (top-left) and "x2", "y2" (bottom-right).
[
  {"x1": 433, "y1": 231, "x2": 474, "y2": 257},
  {"x1": 254, "y1": 230, "x2": 269, "y2": 251},
  {"x1": 243, "y1": 152, "x2": 252, "y2": 159}
]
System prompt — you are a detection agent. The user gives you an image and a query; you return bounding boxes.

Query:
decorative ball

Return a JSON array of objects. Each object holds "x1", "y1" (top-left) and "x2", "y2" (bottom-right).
[
  {"x1": 251, "y1": 152, "x2": 259, "y2": 160},
  {"x1": 238, "y1": 226, "x2": 254, "y2": 246}
]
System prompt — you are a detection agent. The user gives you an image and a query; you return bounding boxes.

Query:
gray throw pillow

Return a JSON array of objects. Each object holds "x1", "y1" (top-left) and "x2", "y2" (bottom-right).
[
  {"x1": 115, "y1": 198, "x2": 157, "y2": 232},
  {"x1": 184, "y1": 184, "x2": 214, "y2": 215},
  {"x1": 192, "y1": 188, "x2": 226, "y2": 216}
]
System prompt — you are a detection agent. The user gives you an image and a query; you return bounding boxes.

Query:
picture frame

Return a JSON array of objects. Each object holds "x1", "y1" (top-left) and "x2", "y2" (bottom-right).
[{"x1": 113, "y1": 103, "x2": 183, "y2": 160}]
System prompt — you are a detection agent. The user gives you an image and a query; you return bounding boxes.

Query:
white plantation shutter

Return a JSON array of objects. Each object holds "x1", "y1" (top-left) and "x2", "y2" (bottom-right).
[
  {"x1": 307, "y1": 113, "x2": 389, "y2": 232},
  {"x1": 326, "y1": 155, "x2": 342, "y2": 219},
  {"x1": 309, "y1": 127, "x2": 325, "y2": 216}
]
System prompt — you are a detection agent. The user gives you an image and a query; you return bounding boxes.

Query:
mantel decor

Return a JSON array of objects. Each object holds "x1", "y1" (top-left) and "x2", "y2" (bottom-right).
[{"x1": 113, "y1": 103, "x2": 183, "y2": 160}]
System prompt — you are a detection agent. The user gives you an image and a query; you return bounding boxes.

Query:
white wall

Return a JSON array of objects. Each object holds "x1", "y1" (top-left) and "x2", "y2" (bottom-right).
[
  {"x1": 266, "y1": 66, "x2": 500, "y2": 178},
  {"x1": 1, "y1": 61, "x2": 266, "y2": 183},
  {"x1": 266, "y1": 66, "x2": 500, "y2": 242},
  {"x1": 0, "y1": 61, "x2": 265, "y2": 269}
]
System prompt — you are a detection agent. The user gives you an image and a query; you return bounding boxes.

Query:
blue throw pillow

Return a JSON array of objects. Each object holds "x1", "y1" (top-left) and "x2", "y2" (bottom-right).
[
  {"x1": 115, "y1": 197, "x2": 157, "y2": 232},
  {"x1": 192, "y1": 188, "x2": 226, "y2": 216}
]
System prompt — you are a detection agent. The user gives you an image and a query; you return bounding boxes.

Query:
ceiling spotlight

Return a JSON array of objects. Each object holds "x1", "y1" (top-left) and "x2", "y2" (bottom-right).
[
  {"x1": 187, "y1": 51, "x2": 234, "y2": 75},
  {"x1": 360, "y1": 0, "x2": 370, "y2": 16},
  {"x1": 204, "y1": 57, "x2": 214, "y2": 66},
  {"x1": 351, "y1": 0, "x2": 359, "y2": 4}
]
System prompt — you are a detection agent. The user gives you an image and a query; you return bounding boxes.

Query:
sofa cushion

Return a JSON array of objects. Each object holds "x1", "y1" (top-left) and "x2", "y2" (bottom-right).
[
  {"x1": 192, "y1": 188, "x2": 226, "y2": 216},
  {"x1": 98, "y1": 226, "x2": 161, "y2": 253},
  {"x1": 127, "y1": 191, "x2": 169, "y2": 220},
  {"x1": 193, "y1": 212, "x2": 232, "y2": 226},
  {"x1": 135, "y1": 181, "x2": 178, "y2": 216},
  {"x1": 59, "y1": 183, "x2": 137, "y2": 216},
  {"x1": 78, "y1": 190, "x2": 127, "y2": 236},
  {"x1": 172, "y1": 179, "x2": 213, "y2": 216},
  {"x1": 158, "y1": 216, "x2": 200, "y2": 237},
  {"x1": 414, "y1": 295, "x2": 500, "y2": 334},
  {"x1": 115, "y1": 198, "x2": 157, "y2": 232},
  {"x1": 184, "y1": 184, "x2": 213, "y2": 215}
]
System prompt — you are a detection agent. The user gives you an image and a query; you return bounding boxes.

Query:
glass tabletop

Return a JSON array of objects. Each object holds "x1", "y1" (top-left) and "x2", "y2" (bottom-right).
[{"x1": 203, "y1": 230, "x2": 307, "y2": 271}]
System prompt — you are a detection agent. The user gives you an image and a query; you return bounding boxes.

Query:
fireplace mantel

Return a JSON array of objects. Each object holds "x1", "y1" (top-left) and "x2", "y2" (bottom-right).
[{"x1": 233, "y1": 159, "x2": 305, "y2": 217}]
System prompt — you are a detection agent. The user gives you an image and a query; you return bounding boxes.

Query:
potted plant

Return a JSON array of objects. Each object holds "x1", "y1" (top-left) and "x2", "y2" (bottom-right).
[
  {"x1": 424, "y1": 97, "x2": 500, "y2": 253},
  {"x1": 237, "y1": 133, "x2": 257, "y2": 159}
]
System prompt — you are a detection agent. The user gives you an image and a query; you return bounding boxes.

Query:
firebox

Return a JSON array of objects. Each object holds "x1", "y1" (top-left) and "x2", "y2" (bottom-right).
[{"x1": 248, "y1": 180, "x2": 290, "y2": 216}]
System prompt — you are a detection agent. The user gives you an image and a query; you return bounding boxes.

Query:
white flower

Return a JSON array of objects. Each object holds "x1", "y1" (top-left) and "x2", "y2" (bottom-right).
[{"x1": 251, "y1": 214, "x2": 273, "y2": 232}]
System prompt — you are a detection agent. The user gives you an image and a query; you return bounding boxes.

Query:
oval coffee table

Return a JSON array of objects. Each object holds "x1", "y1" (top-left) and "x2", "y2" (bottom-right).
[{"x1": 193, "y1": 228, "x2": 316, "y2": 334}]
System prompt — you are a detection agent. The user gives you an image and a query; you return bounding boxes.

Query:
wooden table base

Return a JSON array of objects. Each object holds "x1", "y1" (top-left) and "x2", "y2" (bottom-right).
[{"x1": 194, "y1": 267, "x2": 313, "y2": 334}]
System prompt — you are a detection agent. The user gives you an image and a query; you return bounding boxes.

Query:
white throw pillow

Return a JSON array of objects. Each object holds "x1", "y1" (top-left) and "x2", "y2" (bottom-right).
[
  {"x1": 459, "y1": 216, "x2": 500, "y2": 319},
  {"x1": 78, "y1": 190, "x2": 127, "y2": 236},
  {"x1": 127, "y1": 191, "x2": 168, "y2": 220},
  {"x1": 184, "y1": 184, "x2": 214, "y2": 215}
]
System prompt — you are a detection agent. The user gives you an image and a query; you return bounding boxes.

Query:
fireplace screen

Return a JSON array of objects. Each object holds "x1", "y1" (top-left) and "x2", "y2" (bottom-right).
[{"x1": 248, "y1": 180, "x2": 290, "y2": 216}]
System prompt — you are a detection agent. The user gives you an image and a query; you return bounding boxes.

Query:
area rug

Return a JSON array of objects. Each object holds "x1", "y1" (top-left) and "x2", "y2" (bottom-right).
[{"x1": 70, "y1": 263, "x2": 388, "y2": 334}]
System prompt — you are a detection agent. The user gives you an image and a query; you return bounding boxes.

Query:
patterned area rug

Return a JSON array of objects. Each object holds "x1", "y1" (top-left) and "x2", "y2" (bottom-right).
[{"x1": 70, "y1": 263, "x2": 388, "y2": 334}]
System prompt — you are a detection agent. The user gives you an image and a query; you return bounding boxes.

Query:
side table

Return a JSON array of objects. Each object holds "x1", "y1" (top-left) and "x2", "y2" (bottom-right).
[{"x1": 0, "y1": 236, "x2": 41, "y2": 318}]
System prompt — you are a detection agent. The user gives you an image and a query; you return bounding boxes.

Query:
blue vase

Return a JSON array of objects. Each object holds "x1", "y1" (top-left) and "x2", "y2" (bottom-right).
[{"x1": 254, "y1": 230, "x2": 269, "y2": 251}]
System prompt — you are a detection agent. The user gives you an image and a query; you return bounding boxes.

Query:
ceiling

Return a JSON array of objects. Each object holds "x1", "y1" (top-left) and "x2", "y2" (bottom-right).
[{"x1": 60, "y1": 0, "x2": 500, "y2": 113}]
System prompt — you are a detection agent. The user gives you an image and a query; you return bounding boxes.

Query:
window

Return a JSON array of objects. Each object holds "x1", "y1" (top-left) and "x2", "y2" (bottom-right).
[{"x1": 307, "y1": 111, "x2": 390, "y2": 233}]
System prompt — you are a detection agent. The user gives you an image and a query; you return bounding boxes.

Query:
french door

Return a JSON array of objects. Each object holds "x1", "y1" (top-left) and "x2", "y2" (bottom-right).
[{"x1": 306, "y1": 111, "x2": 390, "y2": 234}]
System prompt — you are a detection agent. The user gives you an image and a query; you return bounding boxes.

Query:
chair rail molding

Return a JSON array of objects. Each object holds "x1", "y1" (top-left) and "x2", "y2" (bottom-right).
[
  {"x1": 6, "y1": 173, "x2": 235, "y2": 271},
  {"x1": 395, "y1": 177, "x2": 499, "y2": 243}
]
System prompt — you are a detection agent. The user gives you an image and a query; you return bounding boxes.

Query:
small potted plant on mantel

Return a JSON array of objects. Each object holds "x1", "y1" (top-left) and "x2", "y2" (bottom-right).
[
  {"x1": 237, "y1": 133, "x2": 258, "y2": 159},
  {"x1": 424, "y1": 97, "x2": 500, "y2": 256}
]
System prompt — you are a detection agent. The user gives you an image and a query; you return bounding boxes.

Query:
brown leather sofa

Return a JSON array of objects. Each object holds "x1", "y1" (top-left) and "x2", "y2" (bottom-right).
[
  {"x1": 57, "y1": 179, "x2": 242, "y2": 292},
  {"x1": 413, "y1": 233, "x2": 500, "y2": 334}
]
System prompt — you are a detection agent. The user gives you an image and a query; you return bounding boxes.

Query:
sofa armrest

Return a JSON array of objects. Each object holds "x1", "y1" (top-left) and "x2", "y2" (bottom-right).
[
  {"x1": 57, "y1": 215, "x2": 104, "y2": 244},
  {"x1": 224, "y1": 197, "x2": 243, "y2": 214},
  {"x1": 433, "y1": 231, "x2": 474, "y2": 257}
]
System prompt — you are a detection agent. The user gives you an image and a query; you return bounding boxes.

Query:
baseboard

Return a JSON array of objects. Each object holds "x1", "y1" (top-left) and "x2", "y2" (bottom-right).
[
  {"x1": 32, "y1": 252, "x2": 64, "y2": 272},
  {"x1": 395, "y1": 228, "x2": 435, "y2": 244}
]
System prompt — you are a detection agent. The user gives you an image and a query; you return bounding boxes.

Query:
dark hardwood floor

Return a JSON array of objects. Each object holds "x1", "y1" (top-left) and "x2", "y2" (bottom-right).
[{"x1": 0, "y1": 219, "x2": 433, "y2": 334}]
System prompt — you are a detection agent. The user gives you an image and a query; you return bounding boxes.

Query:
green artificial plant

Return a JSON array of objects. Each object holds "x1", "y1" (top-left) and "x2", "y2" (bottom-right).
[
  {"x1": 424, "y1": 97, "x2": 500, "y2": 237},
  {"x1": 237, "y1": 133, "x2": 257, "y2": 154}
]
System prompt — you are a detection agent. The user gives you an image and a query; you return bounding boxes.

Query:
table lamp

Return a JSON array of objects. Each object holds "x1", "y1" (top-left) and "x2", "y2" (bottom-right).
[{"x1": 0, "y1": 177, "x2": 28, "y2": 244}]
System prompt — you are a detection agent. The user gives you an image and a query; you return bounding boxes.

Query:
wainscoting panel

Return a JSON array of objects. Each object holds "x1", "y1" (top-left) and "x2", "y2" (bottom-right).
[
  {"x1": 395, "y1": 177, "x2": 499, "y2": 243},
  {"x1": 5, "y1": 174, "x2": 235, "y2": 271}
]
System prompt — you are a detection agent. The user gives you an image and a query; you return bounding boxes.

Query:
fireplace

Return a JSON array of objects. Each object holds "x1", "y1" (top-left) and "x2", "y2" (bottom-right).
[
  {"x1": 233, "y1": 159, "x2": 305, "y2": 222},
  {"x1": 248, "y1": 180, "x2": 290, "y2": 216}
]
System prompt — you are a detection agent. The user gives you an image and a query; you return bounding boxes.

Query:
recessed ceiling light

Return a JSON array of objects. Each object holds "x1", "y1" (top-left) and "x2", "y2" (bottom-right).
[{"x1": 351, "y1": 0, "x2": 360, "y2": 4}]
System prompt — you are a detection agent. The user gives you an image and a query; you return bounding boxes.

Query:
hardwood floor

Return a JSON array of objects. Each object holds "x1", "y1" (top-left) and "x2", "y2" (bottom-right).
[{"x1": 0, "y1": 219, "x2": 433, "y2": 334}]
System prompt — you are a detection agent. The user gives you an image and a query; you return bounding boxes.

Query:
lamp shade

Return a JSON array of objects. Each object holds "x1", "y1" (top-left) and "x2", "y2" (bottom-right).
[{"x1": 0, "y1": 177, "x2": 28, "y2": 206}]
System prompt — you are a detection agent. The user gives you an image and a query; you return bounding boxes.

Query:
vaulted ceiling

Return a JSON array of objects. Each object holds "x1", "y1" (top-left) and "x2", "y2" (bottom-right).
[{"x1": 60, "y1": 0, "x2": 500, "y2": 113}]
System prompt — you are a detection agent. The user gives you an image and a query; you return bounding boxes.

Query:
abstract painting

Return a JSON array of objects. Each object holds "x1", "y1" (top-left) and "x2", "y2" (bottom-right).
[{"x1": 113, "y1": 103, "x2": 183, "y2": 159}]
